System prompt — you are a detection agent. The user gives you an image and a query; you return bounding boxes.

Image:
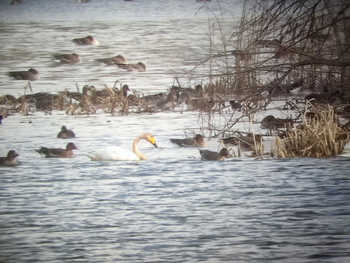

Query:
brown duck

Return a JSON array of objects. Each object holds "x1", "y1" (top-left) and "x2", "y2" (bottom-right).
[
  {"x1": 170, "y1": 134, "x2": 207, "y2": 147},
  {"x1": 36, "y1": 142, "x2": 78, "y2": 158},
  {"x1": 199, "y1": 148, "x2": 230, "y2": 161},
  {"x1": 57, "y1": 126, "x2": 76, "y2": 139},
  {"x1": 0, "y1": 150, "x2": 20, "y2": 166}
]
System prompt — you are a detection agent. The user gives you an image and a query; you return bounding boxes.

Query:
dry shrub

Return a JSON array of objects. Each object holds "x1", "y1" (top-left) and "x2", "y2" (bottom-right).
[{"x1": 277, "y1": 104, "x2": 349, "y2": 158}]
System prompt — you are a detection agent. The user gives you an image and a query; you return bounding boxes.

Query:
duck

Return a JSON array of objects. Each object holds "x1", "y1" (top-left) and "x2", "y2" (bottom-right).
[
  {"x1": 199, "y1": 148, "x2": 230, "y2": 161},
  {"x1": 0, "y1": 115, "x2": 3, "y2": 124},
  {"x1": 53, "y1": 53, "x2": 81, "y2": 64},
  {"x1": 36, "y1": 142, "x2": 78, "y2": 158},
  {"x1": 11, "y1": 0, "x2": 22, "y2": 5},
  {"x1": 66, "y1": 85, "x2": 91, "y2": 102},
  {"x1": 57, "y1": 126, "x2": 76, "y2": 139},
  {"x1": 260, "y1": 115, "x2": 293, "y2": 130},
  {"x1": 17, "y1": 92, "x2": 60, "y2": 110},
  {"x1": 118, "y1": 62, "x2": 146, "y2": 72},
  {"x1": 222, "y1": 133, "x2": 264, "y2": 151},
  {"x1": 0, "y1": 94, "x2": 18, "y2": 104},
  {"x1": 72, "y1": 35, "x2": 99, "y2": 45},
  {"x1": 86, "y1": 132, "x2": 158, "y2": 161},
  {"x1": 170, "y1": 134, "x2": 207, "y2": 147},
  {"x1": 178, "y1": 84, "x2": 204, "y2": 102},
  {"x1": 119, "y1": 84, "x2": 130, "y2": 97},
  {"x1": 230, "y1": 100, "x2": 242, "y2": 110},
  {"x1": 155, "y1": 87, "x2": 179, "y2": 111},
  {"x1": 0, "y1": 150, "x2": 20, "y2": 166},
  {"x1": 96, "y1": 55, "x2": 128, "y2": 65},
  {"x1": 8, "y1": 68, "x2": 40, "y2": 81},
  {"x1": 186, "y1": 97, "x2": 214, "y2": 111}
]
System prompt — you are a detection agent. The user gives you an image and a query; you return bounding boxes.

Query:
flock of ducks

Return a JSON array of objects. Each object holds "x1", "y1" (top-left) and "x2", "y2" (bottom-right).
[
  {"x1": 0, "y1": 126, "x2": 231, "y2": 166},
  {"x1": 6, "y1": 33, "x2": 146, "y2": 88}
]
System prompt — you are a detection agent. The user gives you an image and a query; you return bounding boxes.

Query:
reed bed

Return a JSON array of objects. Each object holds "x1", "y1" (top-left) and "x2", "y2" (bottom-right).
[{"x1": 277, "y1": 104, "x2": 349, "y2": 158}]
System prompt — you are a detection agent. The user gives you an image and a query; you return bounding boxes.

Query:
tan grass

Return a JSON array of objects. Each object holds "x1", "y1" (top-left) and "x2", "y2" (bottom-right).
[{"x1": 278, "y1": 104, "x2": 349, "y2": 158}]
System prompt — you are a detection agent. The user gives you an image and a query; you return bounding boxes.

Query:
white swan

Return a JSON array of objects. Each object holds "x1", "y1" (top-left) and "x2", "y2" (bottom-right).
[{"x1": 86, "y1": 132, "x2": 158, "y2": 161}]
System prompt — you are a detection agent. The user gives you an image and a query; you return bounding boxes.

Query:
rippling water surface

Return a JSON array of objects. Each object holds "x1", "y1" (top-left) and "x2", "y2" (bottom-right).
[
  {"x1": 1, "y1": 1, "x2": 350, "y2": 262},
  {"x1": 0, "y1": 0, "x2": 240, "y2": 96}
]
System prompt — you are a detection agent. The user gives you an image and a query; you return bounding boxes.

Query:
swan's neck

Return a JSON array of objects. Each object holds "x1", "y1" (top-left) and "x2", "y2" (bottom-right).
[{"x1": 133, "y1": 135, "x2": 148, "y2": 160}]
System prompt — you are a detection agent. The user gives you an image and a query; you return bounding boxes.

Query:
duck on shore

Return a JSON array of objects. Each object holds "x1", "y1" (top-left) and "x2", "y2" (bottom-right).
[
  {"x1": 260, "y1": 115, "x2": 293, "y2": 130},
  {"x1": 18, "y1": 92, "x2": 60, "y2": 110}
]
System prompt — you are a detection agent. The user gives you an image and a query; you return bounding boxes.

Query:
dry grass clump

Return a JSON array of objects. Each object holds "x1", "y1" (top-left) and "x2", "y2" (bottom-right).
[{"x1": 277, "y1": 104, "x2": 349, "y2": 158}]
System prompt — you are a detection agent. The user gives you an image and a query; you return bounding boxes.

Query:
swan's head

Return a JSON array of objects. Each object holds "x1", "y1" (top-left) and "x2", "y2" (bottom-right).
[{"x1": 143, "y1": 132, "x2": 158, "y2": 148}]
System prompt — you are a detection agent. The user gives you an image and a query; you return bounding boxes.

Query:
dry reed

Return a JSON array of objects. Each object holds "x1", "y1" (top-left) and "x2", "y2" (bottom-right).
[{"x1": 277, "y1": 104, "x2": 349, "y2": 158}]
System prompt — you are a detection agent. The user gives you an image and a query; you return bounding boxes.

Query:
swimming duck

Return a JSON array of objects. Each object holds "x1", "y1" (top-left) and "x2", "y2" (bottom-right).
[
  {"x1": 0, "y1": 150, "x2": 19, "y2": 166},
  {"x1": 53, "y1": 53, "x2": 81, "y2": 64},
  {"x1": 170, "y1": 134, "x2": 206, "y2": 147},
  {"x1": 72, "y1": 35, "x2": 99, "y2": 45},
  {"x1": 222, "y1": 133, "x2": 263, "y2": 151},
  {"x1": 36, "y1": 142, "x2": 78, "y2": 158},
  {"x1": 199, "y1": 148, "x2": 229, "y2": 161},
  {"x1": 118, "y1": 62, "x2": 146, "y2": 72},
  {"x1": 96, "y1": 55, "x2": 128, "y2": 65},
  {"x1": 86, "y1": 132, "x2": 158, "y2": 161},
  {"x1": 8, "y1": 68, "x2": 40, "y2": 81},
  {"x1": 11, "y1": 0, "x2": 22, "y2": 5},
  {"x1": 57, "y1": 126, "x2": 76, "y2": 139}
]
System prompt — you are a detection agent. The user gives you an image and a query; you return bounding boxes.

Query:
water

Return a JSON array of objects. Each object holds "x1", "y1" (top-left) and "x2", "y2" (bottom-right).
[
  {"x1": 1, "y1": 1, "x2": 350, "y2": 262},
  {"x1": 0, "y1": 0, "x2": 240, "y2": 96}
]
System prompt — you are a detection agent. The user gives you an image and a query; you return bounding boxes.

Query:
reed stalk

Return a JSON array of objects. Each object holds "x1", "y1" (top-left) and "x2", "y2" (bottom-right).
[{"x1": 278, "y1": 104, "x2": 349, "y2": 158}]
